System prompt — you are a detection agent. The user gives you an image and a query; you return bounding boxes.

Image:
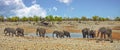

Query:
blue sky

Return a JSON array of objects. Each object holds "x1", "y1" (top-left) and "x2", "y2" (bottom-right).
[{"x1": 0, "y1": 0, "x2": 120, "y2": 18}]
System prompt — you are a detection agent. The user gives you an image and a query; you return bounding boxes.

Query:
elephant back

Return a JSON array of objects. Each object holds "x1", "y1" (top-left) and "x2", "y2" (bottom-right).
[
  {"x1": 16, "y1": 28, "x2": 24, "y2": 32},
  {"x1": 82, "y1": 28, "x2": 90, "y2": 33},
  {"x1": 36, "y1": 28, "x2": 46, "y2": 34},
  {"x1": 99, "y1": 27, "x2": 107, "y2": 33},
  {"x1": 4, "y1": 27, "x2": 16, "y2": 33}
]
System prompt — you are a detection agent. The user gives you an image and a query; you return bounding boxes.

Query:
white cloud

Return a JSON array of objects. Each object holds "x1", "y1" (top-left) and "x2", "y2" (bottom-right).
[
  {"x1": 53, "y1": 7, "x2": 58, "y2": 11},
  {"x1": 15, "y1": 4, "x2": 46, "y2": 17},
  {"x1": 58, "y1": 0, "x2": 72, "y2": 5},
  {"x1": 0, "y1": 0, "x2": 47, "y2": 17}
]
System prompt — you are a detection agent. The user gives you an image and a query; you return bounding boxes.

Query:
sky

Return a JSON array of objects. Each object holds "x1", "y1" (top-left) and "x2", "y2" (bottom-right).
[{"x1": 0, "y1": 0, "x2": 120, "y2": 18}]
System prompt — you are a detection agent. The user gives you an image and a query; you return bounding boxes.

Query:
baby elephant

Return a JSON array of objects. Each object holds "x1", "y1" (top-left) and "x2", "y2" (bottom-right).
[
  {"x1": 36, "y1": 27, "x2": 46, "y2": 37},
  {"x1": 82, "y1": 28, "x2": 90, "y2": 38},
  {"x1": 63, "y1": 30, "x2": 71, "y2": 38},
  {"x1": 16, "y1": 28, "x2": 24, "y2": 37},
  {"x1": 4, "y1": 27, "x2": 16, "y2": 36},
  {"x1": 89, "y1": 30, "x2": 96, "y2": 38},
  {"x1": 53, "y1": 30, "x2": 64, "y2": 38},
  {"x1": 82, "y1": 28, "x2": 96, "y2": 38}
]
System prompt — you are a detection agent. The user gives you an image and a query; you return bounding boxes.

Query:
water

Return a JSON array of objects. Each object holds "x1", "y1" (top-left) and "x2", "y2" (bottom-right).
[{"x1": 26, "y1": 33, "x2": 83, "y2": 38}]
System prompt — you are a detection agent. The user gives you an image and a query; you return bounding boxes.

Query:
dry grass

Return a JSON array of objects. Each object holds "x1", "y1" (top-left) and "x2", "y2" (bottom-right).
[
  {"x1": 112, "y1": 26, "x2": 120, "y2": 30},
  {"x1": 0, "y1": 35, "x2": 120, "y2": 50},
  {"x1": 0, "y1": 21, "x2": 120, "y2": 50}
]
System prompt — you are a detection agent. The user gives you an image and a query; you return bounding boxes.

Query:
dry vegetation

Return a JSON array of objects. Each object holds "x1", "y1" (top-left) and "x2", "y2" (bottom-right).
[
  {"x1": 0, "y1": 21, "x2": 120, "y2": 50},
  {"x1": 0, "y1": 35, "x2": 120, "y2": 50}
]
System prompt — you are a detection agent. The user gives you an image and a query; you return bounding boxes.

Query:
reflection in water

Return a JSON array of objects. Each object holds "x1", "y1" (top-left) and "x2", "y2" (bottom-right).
[{"x1": 26, "y1": 33, "x2": 83, "y2": 38}]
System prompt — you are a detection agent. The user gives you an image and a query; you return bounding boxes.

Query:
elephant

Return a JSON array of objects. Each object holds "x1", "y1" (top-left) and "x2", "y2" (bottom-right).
[
  {"x1": 52, "y1": 30, "x2": 64, "y2": 38},
  {"x1": 16, "y1": 28, "x2": 24, "y2": 37},
  {"x1": 82, "y1": 28, "x2": 90, "y2": 38},
  {"x1": 63, "y1": 30, "x2": 71, "y2": 38},
  {"x1": 97, "y1": 27, "x2": 113, "y2": 43},
  {"x1": 82, "y1": 28, "x2": 96, "y2": 38},
  {"x1": 89, "y1": 30, "x2": 96, "y2": 38},
  {"x1": 4, "y1": 27, "x2": 16, "y2": 36},
  {"x1": 36, "y1": 27, "x2": 46, "y2": 37}
]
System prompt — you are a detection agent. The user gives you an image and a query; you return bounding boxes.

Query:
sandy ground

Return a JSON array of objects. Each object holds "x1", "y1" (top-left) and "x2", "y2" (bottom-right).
[
  {"x1": 0, "y1": 21, "x2": 120, "y2": 50},
  {"x1": 0, "y1": 35, "x2": 120, "y2": 50}
]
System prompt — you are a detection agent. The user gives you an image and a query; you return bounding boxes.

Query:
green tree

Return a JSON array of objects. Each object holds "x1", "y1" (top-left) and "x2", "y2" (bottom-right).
[
  {"x1": 92, "y1": 16, "x2": 99, "y2": 21},
  {"x1": 81, "y1": 16, "x2": 88, "y2": 21},
  {"x1": 6, "y1": 17, "x2": 11, "y2": 22},
  {"x1": 105, "y1": 17, "x2": 110, "y2": 21},
  {"x1": 73, "y1": 17, "x2": 79, "y2": 21},
  {"x1": 114, "y1": 17, "x2": 120, "y2": 21},
  {"x1": 0, "y1": 15, "x2": 4, "y2": 22},
  {"x1": 54, "y1": 16, "x2": 62, "y2": 21},
  {"x1": 45, "y1": 15, "x2": 54, "y2": 21},
  {"x1": 11, "y1": 16, "x2": 19, "y2": 22},
  {"x1": 63, "y1": 17, "x2": 70, "y2": 21},
  {"x1": 21, "y1": 16, "x2": 28, "y2": 21},
  {"x1": 28, "y1": 17, "x2": 33, "y2": 21},
  {"x1": 33, "y1": 15, "x2": 40, "y2": 22}
]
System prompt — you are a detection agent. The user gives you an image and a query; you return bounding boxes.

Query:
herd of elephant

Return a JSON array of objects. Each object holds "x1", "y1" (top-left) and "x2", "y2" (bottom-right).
[
  {"x1": 82, "y1": 27, "x2": 113, "y2": 43},
  {"x1": 4, "y1": 27, "x2": 71, "y2": 38},
  {"x1": 4, "y1": 27, "x2": 113, "y2": 43}
]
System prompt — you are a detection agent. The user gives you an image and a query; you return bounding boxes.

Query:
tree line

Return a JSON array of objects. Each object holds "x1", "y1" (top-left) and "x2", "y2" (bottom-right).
[{"x1": 0, "y1": 15, "x2": 120, "y2": 22}]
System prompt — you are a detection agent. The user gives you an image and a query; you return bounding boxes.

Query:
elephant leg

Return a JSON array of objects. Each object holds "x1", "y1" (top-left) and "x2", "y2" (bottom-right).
[
  {"x1": 103, "y1": 33, "x2": 106, "y2": 40},
  {"x1": 108, "y1": 34, "x2": 113, "y2": 43},
  {"x1": 69, "y1": 35, "x2": 71, "y2": 38},
  {"x1": 82, "y1": 33, "x2": 86, "y2": 38},
  {"x1": 16, "y1": 33, "x2": 19, "y2": 37},
  {"x1": 86, "y1": 34, "x2": 89, "y2": 38},
  {"x1": 12, "y1": 32, "x2": 16, "y2": 37},
  {"x1": 100, "y1": 33, "x2": 103, "y2": 40},
  {"x1": 5, "y1": 32, "x2": 7, "y2": 36},
  {"x1": 39, "y1": 33, "x2": 41, "y2": 37},
  {"x1": 22, "y1": 32, "x2": 24, "y2": 37},
  {"x1": 12, "y1": 33, "x2": 14, "y2": 37},
  {"x1": 91, "y1": 35, "x2": 93, "y2": 38},
  {"x1": 89, "y1": 34, "x2": 91, "y2": 38},
  {"x1": 92, "y1": 34, "x2": 94, "y2": 38},
  {"x1": 42, "y1": 33, "x2": 45, "y2": 37},
  {"x1": 9, "y1": 32, "x2": 11, "y2": 36},
  {"x1": 56, "y1": 34, "x2": 59, "y2": 38},
  {"x1": 36, "y1": 32, "x2": 38, "y2": 36},
  {"x1": 66, "y1": 35, "x2": 68, "y2": 38},
  {"x1": 59, "y1": 35, "x2": 62, "y2": 38},
  {"x1": 67, "y1": 35, "x2": 70, "y2": 38},
  {"x1": 62, "y1": 35, "x2": 64, "y2": 38},
  {"x1": 19, "y1": 33, "x2": 22, "y2": 37},
  {"x1": 96, "y1": 33, "x2": 102, "y2": 43},
  {"x1": 14, "y1": 33, "x2": 16, "y2": 37},
  {"x1": 17, "y1": 32, "x2": 20, "y2": 37},
  {"x1": 93, "y1": 34, "x2": 95, "y2": 38},
  {"x1": 16, "y1": 32, "x2": 18, "y2": 37}
]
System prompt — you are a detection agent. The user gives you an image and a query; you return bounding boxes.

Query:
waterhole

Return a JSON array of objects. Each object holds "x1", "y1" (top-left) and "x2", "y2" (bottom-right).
[{"x1": 26, "y1": 33, "x2": 83, "y2": 38}]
